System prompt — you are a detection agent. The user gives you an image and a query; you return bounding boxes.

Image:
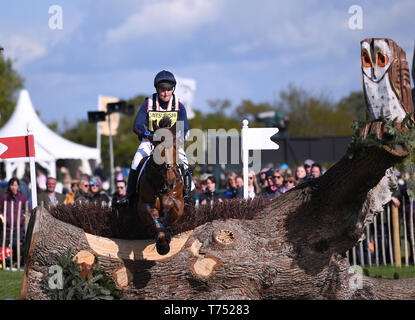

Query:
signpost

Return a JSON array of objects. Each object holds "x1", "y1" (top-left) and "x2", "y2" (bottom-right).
[
  {"x1": 241, "y1": 119, "x2": 279, "y2": 199},
  {"x1": 0, "y1": 128, "x2": 37, "y2": 207}
]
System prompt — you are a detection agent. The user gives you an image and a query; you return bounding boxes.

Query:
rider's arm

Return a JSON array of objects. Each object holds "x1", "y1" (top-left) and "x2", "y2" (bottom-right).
[
  {"x1": 178, "y1": 102, "x2": 189, "y2": 140},
  {"x1": 133, "y1": 101, "x2": 149, "y2": 140}
]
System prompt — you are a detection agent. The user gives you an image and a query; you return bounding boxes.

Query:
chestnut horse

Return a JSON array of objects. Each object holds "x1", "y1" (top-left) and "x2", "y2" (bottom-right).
[{"x1": 136, "y1": 117, "x2": 184, "y2": 255}]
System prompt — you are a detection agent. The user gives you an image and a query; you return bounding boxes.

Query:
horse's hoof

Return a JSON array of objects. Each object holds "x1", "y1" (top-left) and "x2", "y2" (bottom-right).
[{"x1": 156, "y1": 242, "x2": 170, "y2": 255}]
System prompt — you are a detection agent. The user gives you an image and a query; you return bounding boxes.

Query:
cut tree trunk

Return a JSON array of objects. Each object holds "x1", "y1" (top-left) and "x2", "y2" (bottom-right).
[{"x1": 20, "y1": 136, "x2": 415, "y2": 300}]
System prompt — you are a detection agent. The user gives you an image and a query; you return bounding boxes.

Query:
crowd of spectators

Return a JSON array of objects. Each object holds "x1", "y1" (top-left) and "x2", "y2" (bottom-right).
[{"x1": 193, "y1": 159, "x2": 325, "y2": 205}]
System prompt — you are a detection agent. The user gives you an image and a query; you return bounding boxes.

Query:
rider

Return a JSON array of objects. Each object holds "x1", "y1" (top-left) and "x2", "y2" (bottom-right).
[{"x1": 122, "y1": 70, "x2": 192, "y2": 205}]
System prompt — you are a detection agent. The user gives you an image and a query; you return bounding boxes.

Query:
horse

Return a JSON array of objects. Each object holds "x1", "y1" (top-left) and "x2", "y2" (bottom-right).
[{"x1": 135, "y1": 116, "x2": 184, "y2": 255}]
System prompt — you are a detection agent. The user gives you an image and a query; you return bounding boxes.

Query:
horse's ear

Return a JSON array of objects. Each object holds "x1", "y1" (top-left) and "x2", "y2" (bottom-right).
[{"x1": 152, "y1": 119, "x2": 158, "y2": 131}]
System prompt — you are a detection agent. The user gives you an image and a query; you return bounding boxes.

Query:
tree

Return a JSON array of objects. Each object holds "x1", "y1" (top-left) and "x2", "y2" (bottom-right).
[
  {"x1": 0, "y1": 54, "x2": 24, "y2": 128},
  {"x1": 277, "y1": 83, "x2": 355, "y2": 136}
]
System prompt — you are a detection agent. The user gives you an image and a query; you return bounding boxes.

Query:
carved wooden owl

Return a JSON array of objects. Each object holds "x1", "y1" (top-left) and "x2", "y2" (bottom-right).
[{"x1": 361, "y1": 38, "x2": 414, "y2": 121}]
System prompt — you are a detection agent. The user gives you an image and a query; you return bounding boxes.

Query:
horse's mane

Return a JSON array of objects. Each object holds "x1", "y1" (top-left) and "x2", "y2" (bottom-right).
[{"x1": 158, "y1": 116, "x2": 172, "y2": 129}]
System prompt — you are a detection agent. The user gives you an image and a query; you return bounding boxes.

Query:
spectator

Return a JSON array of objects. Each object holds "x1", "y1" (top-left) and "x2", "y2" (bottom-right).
[
  {"x1": 195, "y1": 178, "x2": 207, "y2": 205},
  {"x1": 38, "y1": 177, "x2": 66, "y2": 206},
  {"x1": 224, "y1": 174, "x2": 239, "y2": 199},
  {"x1": 311, "y1": 163, "x2": 322, "y2": 179},
  {"x1": 273, "y1": 170, "x2": 286, "y2": 193},
  {"x1": 247, "y1": 170, "x2": 260, "y2": 199},
  {"x1": 235, "y1": 175, "x2": 244, "y2": 198},
  {"x1": 75, "y1": 177, "x2": 92, "y2": 202},
  {"x1": 295, "y1": 166, "x2": 307, "y2": 184},
  {"x1": 90, "y1": 177, "x2": 110, "y2": 203},
  {"x1": 283, "y1": 176, "x2": 297, "y2": 191},
  {"x1": 112, "y1": 179, "x2": 127, "y2": 207},
  {"x1": 200, "y1": 176, "x2": 223, "y2": 205},
  {"x1": 94, "y1": 163, "x2": 106, "y2": 183},
  {"x1": 262, "y1": 171, "x2": 282, "y2": 199},
  {"x1": 0, "y1": 178, "x2": 28, "y2": 254},
  {"x1": 235, "y1": 176, "x2": 244, "y2": 189},
  {"x1": 36, "y1": 169, "x2": 47, "y2": 191},
  {"x1": 258, "y1": 168, "x2": 272, "y2": 192},
  {"x1": 304, "y1": 159, "x2": 314, "y2": 180},
  {"x1": 65, "y1": 179, "x2": 79, "y2": 204}
]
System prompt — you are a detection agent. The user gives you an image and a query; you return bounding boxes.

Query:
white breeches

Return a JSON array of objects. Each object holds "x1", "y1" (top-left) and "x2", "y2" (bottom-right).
[{"x1": 131, "y1": 140, "x2": 189, "y2": 171}]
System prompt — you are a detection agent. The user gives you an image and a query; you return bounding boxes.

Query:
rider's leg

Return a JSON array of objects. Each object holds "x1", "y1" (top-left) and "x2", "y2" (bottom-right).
[
  {"x1": 177, "y1": 147, "x2": 194, "y2": 204},
  {"x1": 120, "y1": 140, "x2": 152, "y2": 206}
]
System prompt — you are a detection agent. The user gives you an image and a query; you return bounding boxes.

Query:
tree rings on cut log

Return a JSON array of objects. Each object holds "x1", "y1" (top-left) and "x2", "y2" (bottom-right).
[
  {"x1": 214, "y1": 228, "x2": 236, "y2": 246},
  {"x1": 190, "y1": 254, "x2": 223, "y2": 279}
]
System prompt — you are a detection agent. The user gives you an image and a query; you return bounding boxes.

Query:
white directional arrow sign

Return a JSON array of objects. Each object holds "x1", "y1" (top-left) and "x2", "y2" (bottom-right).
[
  {"x1": 241, "y1": 119, "x2": 280, "y2": 199},
  {"x1": 0, "y1": 142, "x2": 8, "y2": 156}
]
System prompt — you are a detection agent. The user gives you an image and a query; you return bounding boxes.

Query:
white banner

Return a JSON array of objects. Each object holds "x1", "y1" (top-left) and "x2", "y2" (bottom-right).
[{"x1": 175, "y1": 77, "x2": 196, "y2": 119}]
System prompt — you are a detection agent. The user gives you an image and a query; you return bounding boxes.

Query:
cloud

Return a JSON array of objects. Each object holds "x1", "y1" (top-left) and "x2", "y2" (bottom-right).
[
  {"x1": 106, "y1": 0, "x2": 221, "y2": 43},
  {"x1": 0, "y1": 34, "x2": 47, "y2": 67}
]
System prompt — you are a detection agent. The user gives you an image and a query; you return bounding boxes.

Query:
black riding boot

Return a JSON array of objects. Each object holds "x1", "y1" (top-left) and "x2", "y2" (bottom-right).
[
  {"x1": 118, "y1": 168, "x2": 138, "y2": 207},
  {"x1": 182, "y1": 167, "x2": 193, "y2": 205}
]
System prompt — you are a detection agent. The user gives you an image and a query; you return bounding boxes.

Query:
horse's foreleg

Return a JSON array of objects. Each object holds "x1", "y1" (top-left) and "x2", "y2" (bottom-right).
[{"x1": 145, "y1": 205, "x2": 171, "y2": 255}]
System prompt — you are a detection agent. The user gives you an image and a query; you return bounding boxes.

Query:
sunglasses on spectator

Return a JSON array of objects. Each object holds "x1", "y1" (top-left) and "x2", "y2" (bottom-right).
[
  {"x1": 117, "y1": 186, "x2": 125, "y2": 189},
  {"x1": 284, "y1": 180, "x2": 294, "y2": 184},
  {"x1": 83, "y1": 184, "x2": 90, "y2": 187},
  {"x1": 273, "y1": 175, "x2": 282, "y2": 179}
]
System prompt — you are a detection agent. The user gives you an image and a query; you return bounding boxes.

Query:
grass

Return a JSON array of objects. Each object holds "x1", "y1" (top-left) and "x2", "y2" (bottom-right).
[
  {"x1": 360, "y1": 265, "x2": 415, "y2": 280},
  {"x1": 0, "y1": 270, "x2": 24, "y2": 300}
]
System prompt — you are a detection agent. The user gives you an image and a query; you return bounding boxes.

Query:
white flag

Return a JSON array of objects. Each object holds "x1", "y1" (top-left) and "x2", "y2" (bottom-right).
[{"x1": 243, "y1": 128, "x2": 279, "y2": 150}]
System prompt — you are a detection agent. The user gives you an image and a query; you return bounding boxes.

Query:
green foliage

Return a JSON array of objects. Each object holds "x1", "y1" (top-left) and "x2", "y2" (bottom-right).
[
  {"x1": 42, "y1": 248, "x2": 123, "y2": 300},
  {"x1": 0, "y1": 54, "x2": 25, "y2": 128},
  {"x1": 276, "y1": 83, "x2": 357, "y2": 136},
  {"x1": 348, "y1": 113, "x2": 415, "y2": 159}
]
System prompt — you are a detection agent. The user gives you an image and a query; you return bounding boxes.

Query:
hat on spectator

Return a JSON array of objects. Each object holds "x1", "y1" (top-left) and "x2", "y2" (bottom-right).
[
  {"x1": 304, "y1": 159, "x2": 314, "y2": 167},
  {"x1": 91, "y1": 177, "x2": 101, "y2": 188},
  {"x1": 280, "y1": 163, "x2": 289, "y2": 170}
]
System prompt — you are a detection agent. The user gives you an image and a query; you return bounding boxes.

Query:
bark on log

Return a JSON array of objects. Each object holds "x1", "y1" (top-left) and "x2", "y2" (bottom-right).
[{"x1": 20, "y1": 140, "x2": 415, "y2": 300}]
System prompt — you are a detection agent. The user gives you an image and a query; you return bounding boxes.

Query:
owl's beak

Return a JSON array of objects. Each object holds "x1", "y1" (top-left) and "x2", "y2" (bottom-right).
[{"x1": 371, "y1": 66, "x2": 377, "y2": 80}]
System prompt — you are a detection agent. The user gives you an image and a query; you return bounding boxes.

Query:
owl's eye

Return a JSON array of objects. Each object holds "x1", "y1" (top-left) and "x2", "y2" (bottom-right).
[
  {"x1": 377, "y1": 53, "x2": 389, "y2": 67},
  {"x1": 361, "y1": 52, "x2": 371, "y2": 67}
]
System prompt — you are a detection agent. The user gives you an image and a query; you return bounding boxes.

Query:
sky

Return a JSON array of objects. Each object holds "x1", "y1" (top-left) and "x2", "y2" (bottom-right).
[{"x1": 0, "y1": 0, "x2": 414, "y2": 129}]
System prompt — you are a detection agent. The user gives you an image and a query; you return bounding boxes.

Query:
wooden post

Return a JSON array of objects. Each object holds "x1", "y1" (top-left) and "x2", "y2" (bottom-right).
[
  {"x1": 410, "y1": 200, "x2": 415, "y2": 266},
  {"x1": 2, "y1": 201, "x2": 6, "y2": 270},
  {"x1": 380, "y1": 208, "x2": 387, "y2": 265},
  {"x1": 392, "y1": 202, "x2": 402, "y2": 267},
  {"x1": 374, "y1": 216, "x2": 379, "y2": 266},
  {"x1": 24, "y1": 201, "x2": 29, "y2": 235},
  {"x1": 359, "y1": 241, "x2": 365, "y2": 266},
  {"x1": 387, "y1": 204, "x2": 394, "y2": 265},
  {"x1": 402, "y1": 196, "x2": 409, "y2": 266},
  {"x1": 17, "y1": 201, "x2": 21, "y2": 270},
  {"x1": 9, "y1": 201, "x2": 14, "y2": 269},
  {"x1": 352, "y1": 247, "x2": 357, "y2": 266}
]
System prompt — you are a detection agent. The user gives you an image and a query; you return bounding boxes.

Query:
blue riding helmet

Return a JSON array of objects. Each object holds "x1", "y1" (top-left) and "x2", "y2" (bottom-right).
[{"x1": 154, "y1": 70, "x2": 176, "y2": 89}]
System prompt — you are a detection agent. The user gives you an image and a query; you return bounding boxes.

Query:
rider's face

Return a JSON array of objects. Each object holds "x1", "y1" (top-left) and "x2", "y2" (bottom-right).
[{"x1": 157, "y1": 87, "x2": 173, "y2": 102}]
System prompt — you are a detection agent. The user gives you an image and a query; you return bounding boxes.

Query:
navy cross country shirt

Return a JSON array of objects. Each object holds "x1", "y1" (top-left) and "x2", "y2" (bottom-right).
[{"x1": 133, "y1": 95, "x2": 189, "y2": 140}]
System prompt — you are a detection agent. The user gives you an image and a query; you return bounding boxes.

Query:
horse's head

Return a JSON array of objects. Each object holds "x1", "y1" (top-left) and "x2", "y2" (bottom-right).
[{"x1": 151, "y1": 116, "x2": 180, "y2": 190}]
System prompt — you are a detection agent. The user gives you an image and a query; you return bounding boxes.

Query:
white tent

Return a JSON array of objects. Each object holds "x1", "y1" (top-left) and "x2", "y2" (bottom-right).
[{"x1": 0, "y1": 89, "x2": 100, "y2": 180}]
